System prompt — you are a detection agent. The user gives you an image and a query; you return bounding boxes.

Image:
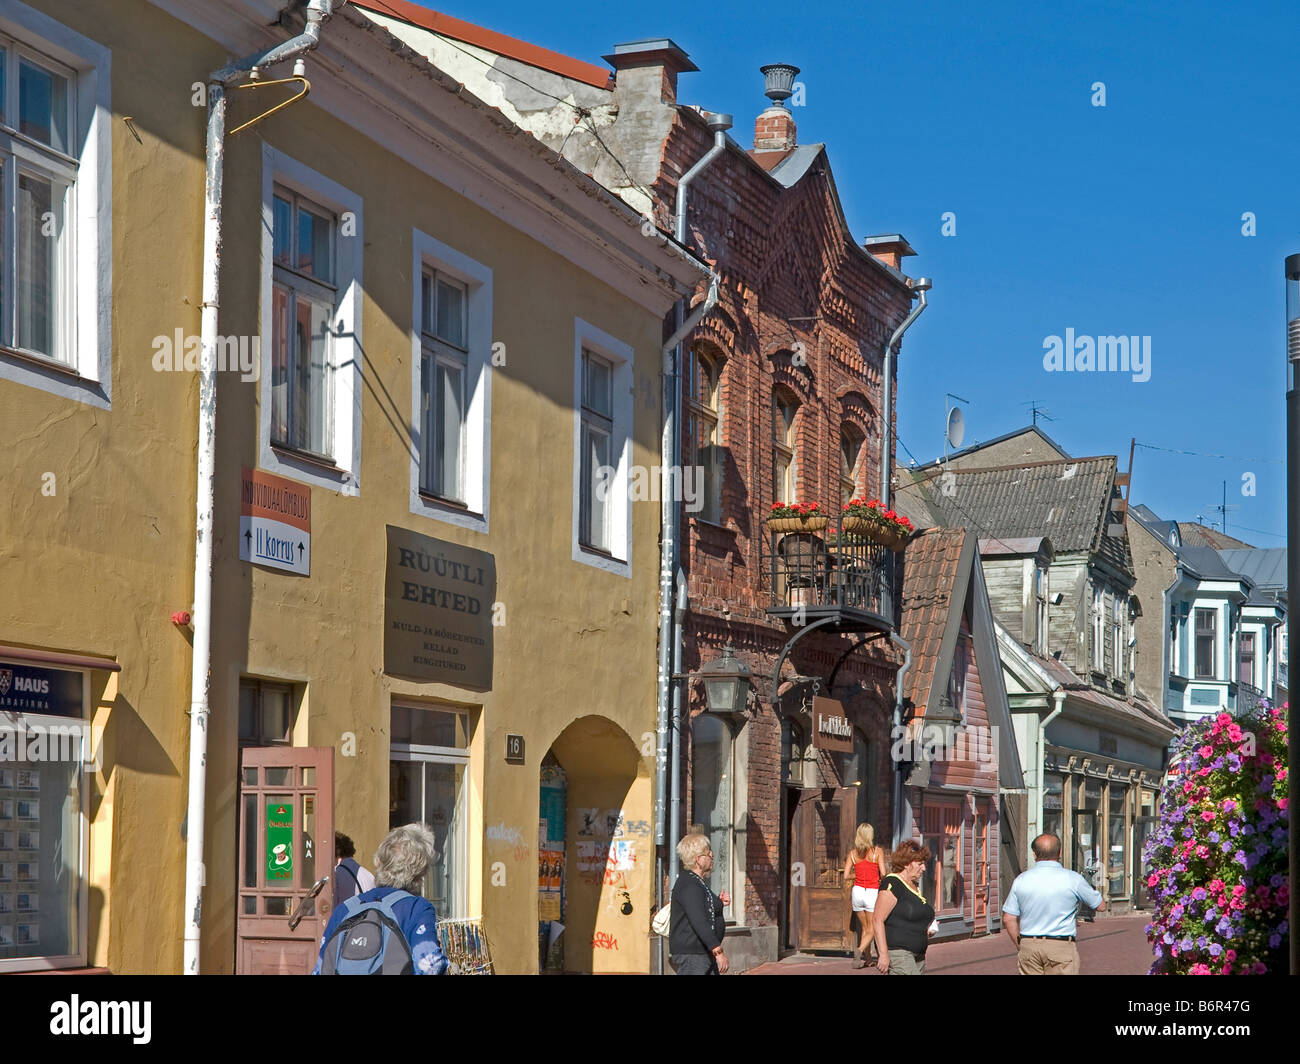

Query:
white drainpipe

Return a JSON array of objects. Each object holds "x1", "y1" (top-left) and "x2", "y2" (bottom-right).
[
  {"x1": 879, "y1": 280, "x2": 930, "y2": 508},
  {"x1": 1035, "y1": 690, "x2": 1066, "y2": 858},
  {"x1": 184, "y1": 0, "x2": 346, "y2": 976}
]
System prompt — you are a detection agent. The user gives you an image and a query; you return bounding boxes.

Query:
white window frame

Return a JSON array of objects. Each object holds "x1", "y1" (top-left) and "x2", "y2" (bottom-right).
[
  {"x1": 1112, "y1": 596, "x2": 1124, "y2": 678},
  {"x1": 388, "y1": 703, "x2": 470, "y2": 920},
  {"x1": 0, "y1": 662, "x2": 89, "y2": 973},
  {"x1": 1092, "y1": 586, "x2": 1104, "y2": 670},
  {"x1": 409, "y1": 229, "x2": 492, "y2": 534},
  {"x1": 259, "y1": 145, "x2": 362, "y2": 495},
  {"x1": 0, "y1": 3, "x2": 110, "y2": 408},
  {"x1": 571, "y1": 319, "x2": 633, "y2": 576}
]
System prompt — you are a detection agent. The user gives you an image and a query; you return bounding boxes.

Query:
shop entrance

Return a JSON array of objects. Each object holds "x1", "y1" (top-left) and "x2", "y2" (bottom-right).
[
  {"x1": 788, "y1": 787, "x2": 855, "y2": 951},
  {"x1": 235, "y1": 746, "x2": 334, "y2": 974}
]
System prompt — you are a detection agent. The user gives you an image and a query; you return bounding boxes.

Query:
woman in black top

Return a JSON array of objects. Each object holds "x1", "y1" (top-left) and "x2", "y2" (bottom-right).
[
  {"x1": 873, "y1": 839, "x2": 937, "y2": 975},
  {"x1": 668, "y1": 833, "x2": 730, "y2": 974}
]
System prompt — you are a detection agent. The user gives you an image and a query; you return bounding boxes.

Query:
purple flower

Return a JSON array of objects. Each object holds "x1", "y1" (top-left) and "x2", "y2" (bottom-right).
[
  {"x1": 1204, "y1": 909, "x2": 1218, "y2": 922},
  {"x1": 1216, "y1": 917, "x2": 1232, "y2": 935},
  {"x1": 1269, "y1": 933, "x2": 1282, "y2": 949},
  {"x1": 1182, "y1": 826, "x2": 1195, "y2": 839},
  {"x1": 1192, "y1": 887, "x2": 1207, "y2": 901},
  {"x1": 1221, "y1": 841, "x2": 1234, "y2": 853},
  {"x1": 1196, "y1": 935, "x2": 1207, "y2": 948},
  {"x1": 1163, "y1": 931, "x2": 1175, "y2": 944},
  {"x1": 1208, "y1": 831, "x2": 1221, "y2": 843},
  {"x1": 1271, "y1": 874, "x2": 1285, "y2": 888},
  {"x1": 1208, "y1": 943, "x2": 1223, "y2": 957}
]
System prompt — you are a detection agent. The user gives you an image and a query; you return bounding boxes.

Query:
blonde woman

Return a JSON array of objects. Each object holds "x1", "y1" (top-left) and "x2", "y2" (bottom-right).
[{"x1": 842, "y1": 822, "x2": 888, "y2": 968}]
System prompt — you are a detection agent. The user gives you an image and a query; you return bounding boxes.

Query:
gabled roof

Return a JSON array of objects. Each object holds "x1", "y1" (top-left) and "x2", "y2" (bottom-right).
[
  {"x1": 1177, "y1": 522, "x2": 1254, "y2": 550},
  {"x1": 899, "y1": 528, "x2": 971, "y2": 718},
  {"x1": 904, "y1": 456, "x2": 1130, "y2": 572},
  {"x1": 352, "y1": 0, "x2": 614, "y2": 88},
  {"x1": 1218, "y1": 547, "x2": 1288, "y2": 590},
  {"x1": 910, "y1": 425, "x2": 1071, "y2": 471}
]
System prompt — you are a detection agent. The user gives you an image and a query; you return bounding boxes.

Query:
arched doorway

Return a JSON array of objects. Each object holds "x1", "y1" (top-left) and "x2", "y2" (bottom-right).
[{"x1": 538, "y1": 715, "x2": 650, "y2": 973}]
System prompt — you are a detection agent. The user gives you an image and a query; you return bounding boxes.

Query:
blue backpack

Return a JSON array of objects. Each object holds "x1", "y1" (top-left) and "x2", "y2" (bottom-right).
[{"x1": 320, "y1": 891, "x2": 416, "y2": 975}]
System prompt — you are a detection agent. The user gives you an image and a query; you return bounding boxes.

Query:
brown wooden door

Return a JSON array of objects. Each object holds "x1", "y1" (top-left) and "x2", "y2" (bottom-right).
[
  {"x1": 236, "y1": 746, "x2": 335, "y2": 974},
  {"x1": 789, "y1": 788, "x2": 856, "y2": 951}
]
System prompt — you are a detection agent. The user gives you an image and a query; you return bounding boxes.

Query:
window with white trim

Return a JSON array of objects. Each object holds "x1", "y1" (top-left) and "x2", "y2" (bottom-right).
[
  {"x1": 579, "y1": 349, "x2": 614, "y2": 553},
  {"x1": 0, "y1": 9, "x2": 109, "y2": 404},
  {"x1": 0, "y1": 36, "x2": 74, "y2": 364},
  {"x1": 1091, "y1": 586, "x2": 1104, "y2": 671},
  {"x1": 419, "y1": 269, "x2": 468, "y2": 502},
  {"x1": 259, "y1": 147, "x2": 362, "y2": 494},
  {"x1": 571, "y1": 320, "x2": 633, "y2": 574},
  {"x1": 271, "y1": 186, "x2": 336, "y2": 458},
  {"x1": 1112, "y1": 595, "x2": 1124, "y2": 679}
]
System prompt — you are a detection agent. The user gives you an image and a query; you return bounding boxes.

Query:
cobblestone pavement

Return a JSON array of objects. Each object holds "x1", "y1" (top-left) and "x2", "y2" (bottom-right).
[{"x1": 744, "y1": 913, "x2": 1154, "y2": 975}]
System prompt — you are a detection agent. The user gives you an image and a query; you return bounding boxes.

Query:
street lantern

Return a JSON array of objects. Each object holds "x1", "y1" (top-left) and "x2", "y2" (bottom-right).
[{"x1": 697, "y1": 645, "x2": 752, "y2": 719}]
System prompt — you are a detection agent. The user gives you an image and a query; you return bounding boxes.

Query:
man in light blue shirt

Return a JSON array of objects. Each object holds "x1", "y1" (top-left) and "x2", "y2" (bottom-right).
[{"x1": 1002, "y1": 833, "x2": 1104, "y2": 974}]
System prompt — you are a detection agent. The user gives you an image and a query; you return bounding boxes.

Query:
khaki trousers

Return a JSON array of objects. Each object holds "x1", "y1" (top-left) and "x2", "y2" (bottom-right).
[
  {"x1": 887, "y1": 949, "x2": 927, "y2": 975},
  {"x1": 1018, "y1": 937, "x2": 1080, "y2": 975}
]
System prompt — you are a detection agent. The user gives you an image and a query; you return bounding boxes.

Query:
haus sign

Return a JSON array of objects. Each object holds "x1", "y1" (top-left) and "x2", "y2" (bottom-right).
[
  {"x1": 384, "y1": 526, "x2": 495, "y2": 689},
  {"x1": 811, "y1": 696, "x2": 853, "y2": 753}
]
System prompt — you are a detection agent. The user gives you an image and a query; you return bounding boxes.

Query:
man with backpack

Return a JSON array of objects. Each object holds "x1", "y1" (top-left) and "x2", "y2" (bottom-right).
[
  {"x1": 314, "y1": 823, "x2": 450, "y2": 975},
  {"x1": 332, "y1": 831, "x2": 376, "y2": 907}
]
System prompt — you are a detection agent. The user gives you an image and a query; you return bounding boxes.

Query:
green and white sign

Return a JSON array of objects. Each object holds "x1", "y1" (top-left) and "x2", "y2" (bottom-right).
[{"x1": 266, "y1": 802, "x2": 294, "y2": 882}]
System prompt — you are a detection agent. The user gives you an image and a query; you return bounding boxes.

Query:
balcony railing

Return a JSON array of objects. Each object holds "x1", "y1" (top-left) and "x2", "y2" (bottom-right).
[
  {"x1": 1237, "y1": 681, "x2": 1266, "y2": 716},
  {"x1": 762, "y1": 515, "x2": 901, "y2": 631}
]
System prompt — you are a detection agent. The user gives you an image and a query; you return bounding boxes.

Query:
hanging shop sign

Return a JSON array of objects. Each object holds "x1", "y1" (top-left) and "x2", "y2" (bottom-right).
[
  {"x1": 810, "y1": 696, "x2": 853, "y2": 753},
  {"x1": 0, "y1": 663, "x2": 83, "y2": 719},
  {"x1": 240, "y1": 468, "x2": 311, "y2": 576},
  {"x1": 384, "y1": 526, "x2": 496, "y2": 689},
  {"x1": 266, "y1": 801, "x2": 294, "y2": 883}
]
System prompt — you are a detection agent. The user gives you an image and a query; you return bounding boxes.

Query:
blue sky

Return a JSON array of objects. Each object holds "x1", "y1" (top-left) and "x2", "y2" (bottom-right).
[{"x1": 401, "y1": 0, "x2": 1296, "y2": 543}]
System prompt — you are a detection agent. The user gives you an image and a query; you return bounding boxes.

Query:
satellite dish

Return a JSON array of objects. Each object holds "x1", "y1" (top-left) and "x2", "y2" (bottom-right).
[{"x1": 946, "y1": 406, "x2": 965, "y2": 450}]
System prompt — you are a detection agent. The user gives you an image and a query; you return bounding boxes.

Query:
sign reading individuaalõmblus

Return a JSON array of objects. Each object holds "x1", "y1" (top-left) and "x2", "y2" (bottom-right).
[
  {"x1": 384, "y1": 526, "x2": 495, "y2": 689},
  {"x1": 240, "y1": 467, "x2": 311, "y2": 576}
]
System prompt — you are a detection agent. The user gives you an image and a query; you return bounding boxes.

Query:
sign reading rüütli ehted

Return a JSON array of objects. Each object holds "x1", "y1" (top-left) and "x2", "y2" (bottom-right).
[{"x1": 384, "y1": 526, "x2": 495, "y2": 689}]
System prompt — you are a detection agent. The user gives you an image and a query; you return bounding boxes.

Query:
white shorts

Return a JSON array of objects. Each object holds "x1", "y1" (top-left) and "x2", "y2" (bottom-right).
[{"x1": 852, "y1": 886, "x2": 879, "y2": 912}]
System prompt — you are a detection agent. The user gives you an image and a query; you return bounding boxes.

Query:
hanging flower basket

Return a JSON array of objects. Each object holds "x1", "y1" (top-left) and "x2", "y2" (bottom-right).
[
  {"x1": 842, "y1": 499, "x2": 913, "y2": 551},
  {"x1": 767, "y1": 501, "x2": 828, "y2": 534}
]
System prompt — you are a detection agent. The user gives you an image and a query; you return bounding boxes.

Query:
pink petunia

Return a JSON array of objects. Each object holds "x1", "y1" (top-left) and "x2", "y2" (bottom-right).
[
  {"x1": 1189, "y1": 963, "x2": 1211, "y2": 975},
  {"x1": 1200, "y1": 810, "x2": 1216, "y2": 822}
]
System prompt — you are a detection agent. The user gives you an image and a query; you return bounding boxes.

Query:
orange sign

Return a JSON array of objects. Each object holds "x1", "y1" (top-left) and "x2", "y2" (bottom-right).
[{"x1": 240, "y1": 468, "x2": 311, "y2": 575}]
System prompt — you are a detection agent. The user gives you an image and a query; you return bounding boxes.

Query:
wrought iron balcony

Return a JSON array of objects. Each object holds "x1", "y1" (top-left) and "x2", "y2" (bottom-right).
[
  {"x1": 762, "y1": 515, "x2": 901, "y2": 634},
  {"x1": 1237, "y1": 681, "x2": 1266, "y2": 716}
]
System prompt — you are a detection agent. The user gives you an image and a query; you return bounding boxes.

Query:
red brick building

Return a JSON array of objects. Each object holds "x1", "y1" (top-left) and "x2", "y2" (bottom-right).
[{"x1": 346, "y1": 6, "x2": 1001, "y2": 969}]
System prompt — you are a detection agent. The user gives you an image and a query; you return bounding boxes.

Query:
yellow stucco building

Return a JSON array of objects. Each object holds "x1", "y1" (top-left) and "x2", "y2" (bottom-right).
[{"x1": 0, "y1": 0, "x2": 703, "y2": 974}]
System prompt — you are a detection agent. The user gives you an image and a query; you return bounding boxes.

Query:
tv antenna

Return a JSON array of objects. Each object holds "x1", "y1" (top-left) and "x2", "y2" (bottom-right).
[
  {"x1": 1205, "y1": 480, "x2": 1241, "y2": 535},
  {"x1": 1022, "y1": 400, "x2": 1056, "y2": 427}
]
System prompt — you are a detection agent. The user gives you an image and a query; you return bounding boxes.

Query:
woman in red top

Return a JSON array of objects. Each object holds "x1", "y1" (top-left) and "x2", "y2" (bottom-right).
[{"x1": 842, "y1": 823, "x2": 888, "y2": 968}]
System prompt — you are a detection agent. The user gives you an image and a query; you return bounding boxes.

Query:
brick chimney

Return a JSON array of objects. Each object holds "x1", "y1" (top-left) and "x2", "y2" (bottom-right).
[
  {"x1": 603, "y1": 38, "x2": 697, "y2": 106},
  {"x1": 754, "y1": 63, "x2": 799, "y2": 151},
  {"x1": 862, "y1": 234, "x2": 917, "y2": 271}
]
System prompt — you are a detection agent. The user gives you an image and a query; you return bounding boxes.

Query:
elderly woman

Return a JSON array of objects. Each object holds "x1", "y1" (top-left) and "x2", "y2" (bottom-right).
[
  {"x1": 314, "y1": 823, "x2": 449, "y2": 975},
  {"x1": 669, "y1": 833, "x2": 731, "y2": 974},
  {"x1": 872, "y1": 840, "x2": 937, "y2": 975}
]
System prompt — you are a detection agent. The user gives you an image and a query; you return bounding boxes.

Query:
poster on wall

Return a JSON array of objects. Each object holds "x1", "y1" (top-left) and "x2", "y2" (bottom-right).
[
  {"x1": 266, "y1": 803, "x2": 294, "y2": 882},
  {"x1": 383, "y1": 526, "x2": 496, "y2": 689}
]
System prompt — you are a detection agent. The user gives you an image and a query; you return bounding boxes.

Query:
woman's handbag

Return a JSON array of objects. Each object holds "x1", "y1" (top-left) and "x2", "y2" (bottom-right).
[{"x1": 651, "y1": 903, "x2": 671, "y2": 937}]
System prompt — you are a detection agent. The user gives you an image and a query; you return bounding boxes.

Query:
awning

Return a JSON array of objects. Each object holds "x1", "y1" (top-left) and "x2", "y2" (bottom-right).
[{"x1": 0, "y1": 645, "x2": 122, "y2": 672}]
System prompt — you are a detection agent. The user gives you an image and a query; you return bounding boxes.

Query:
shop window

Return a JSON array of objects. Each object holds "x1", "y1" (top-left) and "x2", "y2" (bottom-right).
[
  {"x1": 921, "y1": 801, "x2": 962, "y2": 913},
  {"x1": 841, "y1": 730, "x2": 873, "y2": 826},
  {"x1": 1107, "y1": 784, "x2": 1128, "y2": 897},
  {"x1": 1042, "y1": 772, "x2": 1064, "y2": 840},
  {"x1": 238, "y1": 680, "x2": 294, "y2": 746},
  {"x1": 0, "y1": 660, "x2": 88, "y2": 970},
  {"x1": 1072, "y1": 778, "x2": 1101, "y2": 882},
  {"x1": 690, "y1": 714, "x2": 734, "y2": 916},
  {"x1": 389, "y1": 704, "x2": 469, "y2": 919}
]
